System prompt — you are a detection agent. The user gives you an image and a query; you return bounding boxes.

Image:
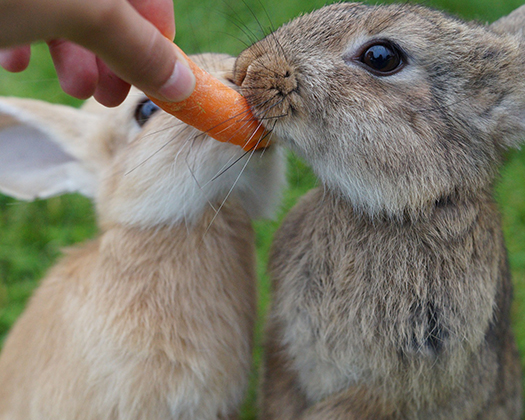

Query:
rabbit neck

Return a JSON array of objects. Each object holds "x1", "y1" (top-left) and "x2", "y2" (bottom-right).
[
  {"x1": 323, "y1": 181, "x2": 494, "y2": 225},
  {"x1": 95, "y1": 202, "x2": 254, "y2": 267},
  {"x1": 68, "y1": 202, "x2": 256, "y2": 352},
  {"x1": 307, "y1": 186, "x2": 497, "y2": 250}
]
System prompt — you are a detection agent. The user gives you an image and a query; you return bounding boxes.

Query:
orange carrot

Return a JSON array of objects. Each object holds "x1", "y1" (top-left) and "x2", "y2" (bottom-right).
[{"x1": 149, "y1": 45, "x2": 269, "y2": 151}]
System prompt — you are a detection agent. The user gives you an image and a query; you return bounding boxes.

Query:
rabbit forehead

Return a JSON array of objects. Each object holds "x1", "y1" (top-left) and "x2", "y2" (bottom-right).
[
  {"x1": 276, "y1": 3, "x2": 467, "y2": 41},
  {"x1": 272, "y1": 2, "x2": 506, "y2": 64}
]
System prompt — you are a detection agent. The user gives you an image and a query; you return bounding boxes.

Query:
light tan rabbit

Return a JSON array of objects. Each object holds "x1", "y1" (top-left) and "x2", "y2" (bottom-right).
[
  {"x1": 233, "y1": 3, "x2": 525, "y2": 419},
  {"x1": 0, "y1": 53, "x2": 285, "y2": 420}
]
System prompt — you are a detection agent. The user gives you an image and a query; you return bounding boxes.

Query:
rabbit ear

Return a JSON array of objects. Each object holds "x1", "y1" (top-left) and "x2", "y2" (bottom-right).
[
  {"x1": 0, "y1": 98, "x2": 107, "y2": 201},
  {"x1": 487, "y1": 6, "x2": 525, "y2": 149},
  {"x1": 490, "y1": 5, "x2": 525, "y2": 37}
]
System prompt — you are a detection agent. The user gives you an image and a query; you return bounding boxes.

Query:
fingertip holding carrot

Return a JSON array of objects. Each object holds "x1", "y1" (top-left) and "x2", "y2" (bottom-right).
[{"x1": 149, "y1": 45, "x2": 269, "y2": 152}]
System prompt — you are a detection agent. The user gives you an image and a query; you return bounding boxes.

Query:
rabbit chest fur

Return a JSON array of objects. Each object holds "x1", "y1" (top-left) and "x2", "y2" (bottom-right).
[
  {"x1": 0, "y1": 207, "x2": 256, "y2": 420},
  {"x1": 265, "y1": 188, "x2": 520, "y2": 419},
  {"x1": 233, "y1": 2, "x2": 525, "y2": 419}
]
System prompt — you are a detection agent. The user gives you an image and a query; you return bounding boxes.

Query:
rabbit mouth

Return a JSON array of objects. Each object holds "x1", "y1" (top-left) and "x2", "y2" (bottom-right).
[{"x1": 232, "y1": 55, "x2": 302, "y2": 145}]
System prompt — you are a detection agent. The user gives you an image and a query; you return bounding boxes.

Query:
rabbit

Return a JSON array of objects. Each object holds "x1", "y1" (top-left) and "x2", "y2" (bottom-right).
[
  {"x1": 232, "y1": 2, "x2": 525, "y2": 419},
  {"x1": 0, "y1": 53, "x2": 286, "y2": 420}
]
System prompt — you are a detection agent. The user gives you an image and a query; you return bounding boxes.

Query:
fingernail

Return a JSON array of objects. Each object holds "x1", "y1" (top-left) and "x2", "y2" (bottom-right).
[{"x1": 158, "y1": 53, "x2": 196, "y2": 102}]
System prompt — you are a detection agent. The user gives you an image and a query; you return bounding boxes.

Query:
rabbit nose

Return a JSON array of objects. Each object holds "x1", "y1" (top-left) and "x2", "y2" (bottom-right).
[
  {"x1": 258, "y1": 60, "x2": 298, "y2": 96},
  {"x1": 242, "y1": 57, "x2": 298, "y2": 97},
  {"x1": 274, "y1": 68, "x2": 298, "y2": 96}
]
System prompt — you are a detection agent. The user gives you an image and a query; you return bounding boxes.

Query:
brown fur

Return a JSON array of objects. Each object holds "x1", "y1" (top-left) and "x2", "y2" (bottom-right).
[
  {"x1": 262, "y1": 189, "x2": 521, "y2": 419},
  {"x1": 234, "y1": 3, "x2": 525, "y2": 418}
]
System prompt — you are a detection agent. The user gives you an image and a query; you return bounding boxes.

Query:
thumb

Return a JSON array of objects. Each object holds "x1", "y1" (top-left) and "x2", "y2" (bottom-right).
[{"x1": 67, "y1": 1, "x2": 195, "y2": 102}]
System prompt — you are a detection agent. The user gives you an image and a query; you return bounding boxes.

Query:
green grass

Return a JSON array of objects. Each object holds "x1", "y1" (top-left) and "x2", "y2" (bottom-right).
[{"x1": 0, "y1": 0, "x2": 525, "y2": 418}]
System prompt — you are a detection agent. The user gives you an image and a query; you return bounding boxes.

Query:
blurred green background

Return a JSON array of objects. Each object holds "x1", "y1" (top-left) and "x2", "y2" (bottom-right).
[{"x1": 1, "y1": 0, "x2": 525, "y2": 418}]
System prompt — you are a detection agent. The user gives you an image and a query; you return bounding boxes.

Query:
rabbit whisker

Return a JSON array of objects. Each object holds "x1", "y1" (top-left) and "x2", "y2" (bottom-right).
[
  {"x1": 203, "y1": 113, "x2": 272, "y2": 232},
  {"x1": 124, "y1": 124, "x2": 198, "y2": 176},
  {"x1": 198, "y1": 106, "x2": 257, "y2": 139},
  {"x1": 252, "y1": 95, "x2": 288, "y2": 121},
  {"x1": 239, "y1": 0, "x2": 268, "y2": 39},
  {"x1": 210, "y1": 29, "x2": 253, "y2": 49},
  {"x1": 205, "y1": 117, "x2": 272, "y2": 185},
  {"x1": 124, "y1": 138, "x2": 175, "y2": 176},
  {"x1": 208, "y1": 149, "x2": 253, "y2": 184},
  {"x1": 257, "y1": 113, "x2": 288, "y2": 120},
  {"x1": 205, "y1": 143, "x2": 258, "y2": 235},
  {"x1": 254, "y1": 0, "x2": 277, "y2": 34},
  {"x1": 218, "y1": 3, "x2": 261, "y2": 47},
  {"x1": 181, "y1": 132, "x2": 221, "y2": 215}
]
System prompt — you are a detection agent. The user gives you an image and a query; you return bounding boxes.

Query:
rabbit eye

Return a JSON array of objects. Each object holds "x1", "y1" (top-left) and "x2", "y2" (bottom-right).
[
  {"x1": 355, "y1": 41, "x2": 405, "y2": 76},
  {"x1": 134, "y1": 99, "x2": 161, "y2": 127}
]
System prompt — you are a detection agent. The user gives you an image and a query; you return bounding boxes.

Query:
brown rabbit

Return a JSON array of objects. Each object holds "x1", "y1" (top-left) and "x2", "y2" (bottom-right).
[
  {"x1": 0, "y1": 54, "x2": 285, "y2": 420},
  {"x1": 233, "y1": 3, "x2": 525, "y2": 419}
]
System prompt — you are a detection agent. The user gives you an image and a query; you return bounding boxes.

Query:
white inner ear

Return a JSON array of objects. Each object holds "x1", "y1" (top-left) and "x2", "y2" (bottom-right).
[{"x1": 0, "y1": 125, "x2": 96, "y2": 200}]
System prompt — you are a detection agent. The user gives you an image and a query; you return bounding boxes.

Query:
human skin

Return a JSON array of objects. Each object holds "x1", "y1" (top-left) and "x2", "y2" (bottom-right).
[{"x1": 0, "y1": 0, "x2": 195, "y2": 106}]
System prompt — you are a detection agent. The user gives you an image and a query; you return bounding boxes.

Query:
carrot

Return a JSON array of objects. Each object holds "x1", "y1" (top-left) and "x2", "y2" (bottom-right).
[{"x1": 148, "y1": 45, "x2": 269, "y2": 151}]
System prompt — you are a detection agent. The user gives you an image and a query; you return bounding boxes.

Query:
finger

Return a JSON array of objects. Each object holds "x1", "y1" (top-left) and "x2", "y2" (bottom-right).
[
  {"x1": 93, "y1": 58, "x2": 131, "y2": 107},
  {"x1": 67, "y1": 2, "x2": 194, "y2": 102},
  {"x1": 47, "y1": 39, "x2": 99, "y2": 100},
  {"x1": 0, "y1": 46, "x2": 31, "y2": 72},
  {"x1": 128, "y1": 0, "x2": 175, "y2": 40}
]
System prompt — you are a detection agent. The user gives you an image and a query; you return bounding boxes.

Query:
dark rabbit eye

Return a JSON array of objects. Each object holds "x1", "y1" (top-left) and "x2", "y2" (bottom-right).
[
  {"x1": 354, "y1": 41, "x2": 405, "y2": 76},
  {"x1": 134, "y1": 99, "x2": 161, "y2": 127}
]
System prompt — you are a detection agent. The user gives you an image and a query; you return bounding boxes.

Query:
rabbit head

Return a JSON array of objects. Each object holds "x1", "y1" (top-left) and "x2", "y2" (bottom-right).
[
  {"x1": 0, "y1": 54, "x2": 286, "y2": 228},
  {"x1": 234, "y1": 3, "x2": 525, "y2": 218}
]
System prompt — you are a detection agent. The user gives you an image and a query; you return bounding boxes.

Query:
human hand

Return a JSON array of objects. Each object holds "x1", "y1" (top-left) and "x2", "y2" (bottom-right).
[{"x1": 0, "y1": 0, "x2": 195, "y2": 107}]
